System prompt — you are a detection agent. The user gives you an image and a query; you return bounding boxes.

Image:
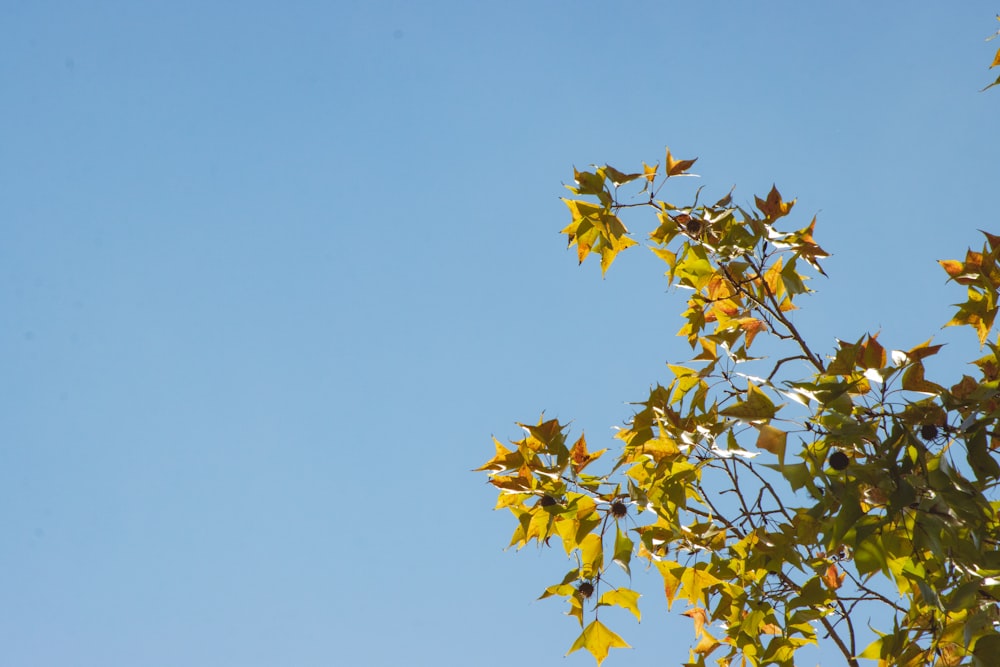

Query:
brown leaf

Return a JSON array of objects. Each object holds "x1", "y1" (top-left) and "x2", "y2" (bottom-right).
[
  {"x1": 666, "y1": 148, "x2": 697, "y2": 176},
  {"x1": 755, "y1": 185, "x2": 794, "y2": 220},
  {"x1": 569, "y1": 434, "x2": 606, "y2": 474}
]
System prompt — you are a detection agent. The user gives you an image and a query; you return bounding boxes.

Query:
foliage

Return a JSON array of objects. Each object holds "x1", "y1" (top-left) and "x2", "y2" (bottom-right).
[
  {"x1": 984, "y1": 15, "x2": 1000, "y2": 92},
  {"x1": 476, "y1": 148, "x2": 1000, "y2": 666}
]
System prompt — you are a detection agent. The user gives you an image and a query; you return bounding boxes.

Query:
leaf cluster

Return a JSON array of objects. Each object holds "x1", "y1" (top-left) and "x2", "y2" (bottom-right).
[{"x1": 479, "y1": 150, "x2": 1000, "y2": 667}]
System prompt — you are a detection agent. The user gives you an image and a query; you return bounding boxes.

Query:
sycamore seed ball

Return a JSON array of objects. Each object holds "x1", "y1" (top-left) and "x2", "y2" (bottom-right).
[{"x1": 829, "y1": 450, "x2": 849, "y2": 471}]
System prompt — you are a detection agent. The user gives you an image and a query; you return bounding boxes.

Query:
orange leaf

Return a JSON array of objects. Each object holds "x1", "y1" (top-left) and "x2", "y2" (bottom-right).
[
  {"x1": 760, "y1": 623, "x2": 783, "y2": 635},
  {"x1": 823, "y1": 563, "x2": 845, "y2": 590},
  {"x1": 682, "y1": 607, "x2": 709, "y2": 637},
  {"x1": 570, "y1": 433, "x2": 606, "y2": 474},
  {"x1": 754, "y1": 184, "x2": 794, "y2": 220},
  {"x1": 738, "y1": 317, "x2": 767, "y2": 347}
]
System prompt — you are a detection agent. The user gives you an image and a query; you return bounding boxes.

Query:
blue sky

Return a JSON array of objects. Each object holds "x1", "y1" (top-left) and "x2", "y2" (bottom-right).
[{"x1": 2, "y1": 2, "x2": 998, "y2": 665}]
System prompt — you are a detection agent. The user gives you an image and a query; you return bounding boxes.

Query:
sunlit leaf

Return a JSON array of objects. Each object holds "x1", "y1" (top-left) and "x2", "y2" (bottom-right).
[
  {"x1": 755, "y1": 185, "x2": 794, "y2": 220},
  {"x1": 570, "y1": 433, "x2": 607, "y2": 475},
  {"x1": 822, "y1": 563, "x2": 845, "y2": 590},
  {"x1": 682, "y1": 607, "x2": 709, "y2": 637},
  {"x1": 755, "y1": 424, "x2": 787, "y2": 463},
  {"x1": 579, "y1": 533, "x2": 604, "y2": 578},
  {"x1": 613, "y1": 527, "x2": 634, "y2": 576},
  {"x1": 720, "y1": 382, "x2": 778, "y2": 421},
  {"x1": 567, "y1": 620, "x2": 631, "y2": 665},
  {"x1": 692, "y1": 632, "x2": 721, "y2": 657},
  {"x1": 643, "y1": 161, "x2": 658, "y2": 184},
  {"x1": 666, "y1": 148, "x2": 698, "y2": 176},
  {"x1": 572, "y1": 167, "x2": 606, "y2": 195},
  {"x1": 599, "y1": 588, "x2": 641, "y2": 622},
  {"x1": 602, "y1": 165, "x2": 641, "y2": 187}
]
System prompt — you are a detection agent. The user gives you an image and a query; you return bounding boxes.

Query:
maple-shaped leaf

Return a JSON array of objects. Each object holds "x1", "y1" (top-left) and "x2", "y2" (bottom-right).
[
  {"x1": 474, "y1": 437, "x2": 524, "y2": 472},
  {"x1": 823, "y1": 562, "x2": 846, "y2": 590},
  {"x1": 939, "y1": 254, "x2": 981, "y2": 285},
  {"x1": 692, "y1": 632, "x2": 721, "y2": 657},
  {"x1": 572, "y1": 166, "x2": 606, "y2": 195},
  {"x1": 720, "y1": 382, "x2": 779, "y2": 422},
  {"x1": 738, "y1": 317, "x2": 768, "y2": 347},
  {"x1": 755, "y1": 185, "x2": 794, "y2": 220},
  {"x1": 598, "y1": 231, "x2": 638, "y2": 276},
  {"x1": 598, "y1": 588, "x2": 641, "y2": 622},
  {"x1": 566, "y1": 620, "x2": 631, "y2": 665},
  {"x1": 679, "y1": 567, "x2": 724, "y2": 605},
  {"x1": 643, "y1": 161, "x2": 658, "y2": 184},
  {"x1": 666, "y1": 148, "x2": 697, "y2": 176},
  {"x1": 570, "y1": 433, "x2": 607, "y2": 475},
  {"x1": 760, "y1": 622, "x2": 783, "y2": 635},
  {"x1": 601, "y1": 165, "x2": 641, "y2": 187},
  {"x1": 790, "y1": 216, "x2": 829, "y2": 275},
  {"x1": 655, "y1": 561, "x2": 684, "y2": 609},
  {"x1": 901, "y1": 361, "x2": 945, "y2": 395},
  {"x1": 945, "y1": 288, "x2": 998, "y2": 345},
  {"x1": 858, "y1": 333, "x2": 886, "y2": 369},
  {"x1": 682, "y1": 607, "x2": 709, "y2": 637}
]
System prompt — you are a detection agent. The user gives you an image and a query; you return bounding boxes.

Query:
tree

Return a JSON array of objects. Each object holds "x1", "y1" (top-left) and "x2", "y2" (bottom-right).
[
  {"x1": 479, "y1": 22, "x2": 1000, "y2": 667},
  {"x1": 476, "y1": 39, "x2": 1000, "y2": 664},
  {"x1": 477, "y1": 152, "x2": 1000, "y2": 666}
]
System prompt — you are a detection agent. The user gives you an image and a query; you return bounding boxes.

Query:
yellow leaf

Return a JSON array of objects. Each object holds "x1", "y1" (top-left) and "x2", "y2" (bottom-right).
[
  {"x1": 755, "y1": 424, "x2": 787, "y2": 463},
  {"x1": 643, "y1": 161, "x2": 658, "y2": 183},
  {"x1": 566, "y1": 620, "x2": 631, "y2": 666},
  {"x1": 721, "y1": 382, "x2": 778, "y2": 422},
  {"x1": 680, "y1": 566, "x2": 724, "y2": 605},
  {"x1": 940, "y1": 258, "x2": 967, "y2": 279},
  {"x1": 692, "y1": 632, "x2": 721, "y2": 657},
  {"x1": 655, "y1": 561, "x2": 684, "y2": 609},
  {"x1": 599, "y1": 588, "x2": 642, "y2": 622},
  {"x1": 579, "y1": 533, "x2": 604, "y2": 578},
  {"x1": 474, "y1": 437, "x2": 523, "y2": 472}
]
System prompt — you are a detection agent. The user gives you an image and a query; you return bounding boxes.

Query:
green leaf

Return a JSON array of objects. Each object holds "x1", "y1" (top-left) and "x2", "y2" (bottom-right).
[
  {"x1": 571, "y1": 167, "x2": 607, "y2": 195},
  {"x1": 966, "y1": 426, "x2": 1000, "y2": 482},
  {"x1": 974, "y1": 633, "x2": 1000, "y2": 665},
  {"x1": 613, "y1": 527, "x2": 634, "y2": 575},
  {"x1": 720, "y1": 382, "x2": 778, "y2": 421},
  {"x1": 567, "y1": 619, "x2": 631, "y2": 665}
]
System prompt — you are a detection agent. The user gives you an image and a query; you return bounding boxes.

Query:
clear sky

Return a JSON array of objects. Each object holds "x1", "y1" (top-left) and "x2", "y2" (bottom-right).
[{"x1": 3, "y1": 2, "x2": 998, "y2": 666}]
